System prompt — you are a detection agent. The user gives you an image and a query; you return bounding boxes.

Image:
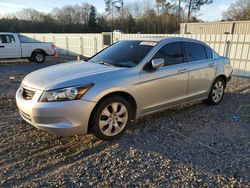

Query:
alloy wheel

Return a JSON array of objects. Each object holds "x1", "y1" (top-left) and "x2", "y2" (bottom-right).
[
  {"x1": 35, "y1": 53, "x2": 44, "y2": 63},
  {"x1": 99, "y1": 102, "x2": 128, "y2": 137},
  {"x1": 212, "y1": 80, "x2": 224, "y2": 103}
]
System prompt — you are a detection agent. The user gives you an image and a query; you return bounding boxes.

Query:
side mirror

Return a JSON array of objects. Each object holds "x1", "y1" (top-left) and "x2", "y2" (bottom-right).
[{"x1": 151, "y1": 58, "x2": 164, "y2": 69}]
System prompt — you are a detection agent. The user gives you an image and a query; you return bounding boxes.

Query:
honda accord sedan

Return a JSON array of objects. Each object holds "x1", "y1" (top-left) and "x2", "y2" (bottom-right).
[{"x1": 16, "y1": 37, "x2": 233, "y2": 140}]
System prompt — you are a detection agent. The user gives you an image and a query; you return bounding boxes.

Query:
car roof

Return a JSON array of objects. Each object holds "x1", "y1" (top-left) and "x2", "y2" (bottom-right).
[
  {"x1": 128, "y1": 36, "x2": 205, "y2": 44},
  {"x1": 0, "y1": 32, "x2": 18, "y2": 35}
]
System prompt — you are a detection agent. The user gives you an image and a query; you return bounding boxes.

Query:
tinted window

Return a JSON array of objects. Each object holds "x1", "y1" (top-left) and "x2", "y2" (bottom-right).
[
  {"x1": 0, "y1": 35, "x2": 15, "y2": 44},
  {"x1": 152, "y1": 42, "x2": 184, "y2": 66},
  {"x1": 185, "y1": 42, "x2": 206, "y2": 62},
  {"x1": 204, "y1": 46, "x2": 213, "y2": 59},
  {"x1": 90, "y1": 40, "x2": 155, "y2": 67}
]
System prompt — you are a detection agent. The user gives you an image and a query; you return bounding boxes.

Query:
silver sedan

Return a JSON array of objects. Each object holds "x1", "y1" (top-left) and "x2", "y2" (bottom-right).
[{"x1": 16, "y1": 37, "x2": 233, "y2": 140}]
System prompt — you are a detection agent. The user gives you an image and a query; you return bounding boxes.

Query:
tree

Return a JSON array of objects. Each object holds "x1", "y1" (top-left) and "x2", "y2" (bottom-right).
[
  {"x1": 104, "y1": 0, "x2": 112, "y2": 13},
  {"x1": 156, "y1": 0, "x2": 166, "y2": 16},
  {"x1": 15, "y1": 8, "x2": 46, "y2": 22},
  {"x1": 223, "y1": 0, "x2": 250, "y2": 21},
  {"x1": 52, "y1": 4, "x2": 92, "y2": 25},
  {"x1": 184, "y1": 0, "x2": 213, "y2": 22},
  {"x1": 178, "y1": 0, "x2": 182, "y2": 23},
  {"x1": 88, "y1": 6, "x2": 97, "y2": 31},
  {"x1": 0, "y1": 0, "x2": 197, "y2": 34}
]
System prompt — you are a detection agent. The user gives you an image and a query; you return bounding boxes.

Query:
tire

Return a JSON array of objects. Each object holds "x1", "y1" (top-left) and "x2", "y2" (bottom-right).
[
  {"x1": 204, "y1": 77, "x2": 226, "y2": 105},
  {"x1": 33, "y1": 51, "x2": 46, "y2": 64},
  {"x1": 91, "y1": 95, "x2": 132, "y2": 141}
]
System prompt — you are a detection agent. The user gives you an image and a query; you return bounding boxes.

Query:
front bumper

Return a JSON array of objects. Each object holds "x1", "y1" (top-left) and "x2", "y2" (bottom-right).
[{"x1": 16, "y1": 87, "x2": 96, "y2": 136}]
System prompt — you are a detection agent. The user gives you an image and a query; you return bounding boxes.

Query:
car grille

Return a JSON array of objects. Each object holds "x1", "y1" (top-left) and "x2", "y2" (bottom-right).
[
  {"x1": 22, "y1": 88, "x2": 36, "y2": 100},
  {"x1": 20, "y1": 111, "x2": 32, "y2": 123}
]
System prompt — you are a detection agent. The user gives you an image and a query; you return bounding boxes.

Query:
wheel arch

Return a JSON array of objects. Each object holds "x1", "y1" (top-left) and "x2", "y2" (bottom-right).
[
  {"x1": 31, "y1": 49, "x2": 47, "y2": 57},
  {"x1": 214, "y1": 74, "x2": 227, "y2": 85},
  {"x1": 207, "y1": 74, "x2": 227, "y2": 97},
  {"x1": 87, "y1": 91, "x2": 138, "y2": 133},
  {"x1": 204, "y1": 74, "x2": 227, "y2": 105}
]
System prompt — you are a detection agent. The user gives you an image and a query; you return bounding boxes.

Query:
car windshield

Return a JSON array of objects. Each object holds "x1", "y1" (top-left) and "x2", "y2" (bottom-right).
[{"x1": 89, "y1": 40, "x2": 156, "y2": 68}]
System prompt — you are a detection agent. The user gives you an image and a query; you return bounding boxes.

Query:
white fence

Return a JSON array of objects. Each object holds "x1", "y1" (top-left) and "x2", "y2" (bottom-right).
[
  {"x1": 23, "y1": 33, "x2": 250, "y2": 77},
  {"x1": 23, "y1": 33, "x2": 103, "y2": 57}
]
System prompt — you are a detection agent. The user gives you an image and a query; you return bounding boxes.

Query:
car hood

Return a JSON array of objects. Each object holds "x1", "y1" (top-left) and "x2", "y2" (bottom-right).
[{"x1": 22, "y1": 61, "x2": 123, "y2": 90}]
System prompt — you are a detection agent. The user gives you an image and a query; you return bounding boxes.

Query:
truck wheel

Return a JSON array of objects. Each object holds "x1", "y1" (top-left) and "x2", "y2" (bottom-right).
[{"x1": 33, "y1": 51, "x2": 45, "y2": 63}]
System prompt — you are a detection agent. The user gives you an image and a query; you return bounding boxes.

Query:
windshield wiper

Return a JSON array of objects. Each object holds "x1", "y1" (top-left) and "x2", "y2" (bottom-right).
[
  {"x1": 96, "y1": 61, "x2": 114, "y2": 67},
  {"x1": 92, "y1": 61, "x2": 133, "y2": 68},
  {"x1": 113, "y1": 64, "x2": 133, "y2": 68}
]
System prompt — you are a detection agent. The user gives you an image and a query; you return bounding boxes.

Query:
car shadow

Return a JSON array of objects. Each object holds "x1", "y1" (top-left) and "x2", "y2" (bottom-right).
[{"x1": 115, "y1": 89, "x2": 250, "y2": 183}]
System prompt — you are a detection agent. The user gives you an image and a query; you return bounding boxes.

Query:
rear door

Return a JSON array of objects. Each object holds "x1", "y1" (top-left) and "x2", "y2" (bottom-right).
[
  {"x1": 184, "y1": 42, "x2": 216, "y2": 99},
  {"x1": 0, "y1": 34, "x2": 21, "y2": 59}
]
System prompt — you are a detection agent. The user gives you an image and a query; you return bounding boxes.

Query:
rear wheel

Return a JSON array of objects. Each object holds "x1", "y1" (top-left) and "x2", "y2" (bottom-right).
[
  {"x1": 33, "y1": 51, "x2": 46, "y2": 63},
  {"x1": 204, "y1": 77, "x2": 226, "y2": 105},
  {"x1": 91, "y1": 95, "x2": 132, "y2": 140}
]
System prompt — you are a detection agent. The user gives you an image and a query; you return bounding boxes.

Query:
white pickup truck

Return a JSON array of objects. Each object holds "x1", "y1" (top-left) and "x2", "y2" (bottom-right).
[{"x1": 0, "y1": 32, "x2": 55, "y2": 63}]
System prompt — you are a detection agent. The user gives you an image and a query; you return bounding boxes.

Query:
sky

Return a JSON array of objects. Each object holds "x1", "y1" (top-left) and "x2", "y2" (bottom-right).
[{"x1": 0, "y1": 0, "x2": 236, "y2": 21}]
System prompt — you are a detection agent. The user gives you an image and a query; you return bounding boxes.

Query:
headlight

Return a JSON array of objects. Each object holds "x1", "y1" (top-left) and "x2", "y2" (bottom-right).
[{"x1": 39, "y1": 84, "x2": 94, "y2": 102}]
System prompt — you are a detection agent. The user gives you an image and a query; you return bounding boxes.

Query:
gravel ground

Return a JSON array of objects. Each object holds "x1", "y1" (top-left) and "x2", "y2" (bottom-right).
[{"x1": 0, "y1": 58, "x2": 250, "y2": 187}]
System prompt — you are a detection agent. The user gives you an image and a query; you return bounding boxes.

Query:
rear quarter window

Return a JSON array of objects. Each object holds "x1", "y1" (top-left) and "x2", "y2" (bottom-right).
[
  {"x1": 204, "y1": 46, "x2": 213, "y2": 59},
  {"x1": 18, "y1": 35, "x2": 39, "y2": 43}
]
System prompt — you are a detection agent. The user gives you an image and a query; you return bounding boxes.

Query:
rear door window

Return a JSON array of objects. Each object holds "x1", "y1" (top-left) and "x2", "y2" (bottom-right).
[
  {"x1": 152, "y1": 42, "x2": 184, "y2": 66},
  {"x1": 184, "y1": 42, "x2": 207, "y2": 62}
]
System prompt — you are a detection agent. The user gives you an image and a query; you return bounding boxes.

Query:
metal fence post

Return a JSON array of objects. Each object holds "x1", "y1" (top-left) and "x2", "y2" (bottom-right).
[
  {"x1": 66, "y1": 36, "x2": 69, "y2": 56},
  {"x1": 80, "y1": 37, "x2": 84, "y2": 56},
  {"x1": 53, "y1": 36, "x2": 56, "y2": 44},
  {"x1": 94, "y1": 37, "x2": 97, "y2": 54},
  {"x1": 225, "y1": 40, "x2": 231, "y2": 58}
]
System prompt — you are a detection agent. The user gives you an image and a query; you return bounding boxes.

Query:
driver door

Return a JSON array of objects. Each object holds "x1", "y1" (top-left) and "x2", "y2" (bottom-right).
[
  {"x1": 138, "y1": 42, "x2": 189, "y2": 114},
  {"x1": 0, "y1": 34, "x2": 21, "y2": 59}
]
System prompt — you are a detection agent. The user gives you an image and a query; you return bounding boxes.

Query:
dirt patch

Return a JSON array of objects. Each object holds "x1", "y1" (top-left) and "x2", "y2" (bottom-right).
[{"x1": 0, "y1": 60, "x2": 249, "y2": 187}]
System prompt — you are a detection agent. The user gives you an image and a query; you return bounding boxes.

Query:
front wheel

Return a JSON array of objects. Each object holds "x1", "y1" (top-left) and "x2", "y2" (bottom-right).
[
  {"x1": 91, "y1": 95, "x2": 132, "y2": 141},
  {"x1": 204, "y1": 77, "x2": 226, "y2": 105},
  {"x1": 33, "y1": 51, "x2": 46, "y2": 63}
]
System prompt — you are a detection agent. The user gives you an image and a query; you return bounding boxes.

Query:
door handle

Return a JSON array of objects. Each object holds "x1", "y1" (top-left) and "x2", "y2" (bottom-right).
[
  {"x1": 0, "y1": 45, "x2": 4, "y2": 48},
  {"x1": 209, "y1": 63, "x2": 215, "y2": 67},
  {"x1": 178, "y1": 69, "x2": 187, "y2": 74}
]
